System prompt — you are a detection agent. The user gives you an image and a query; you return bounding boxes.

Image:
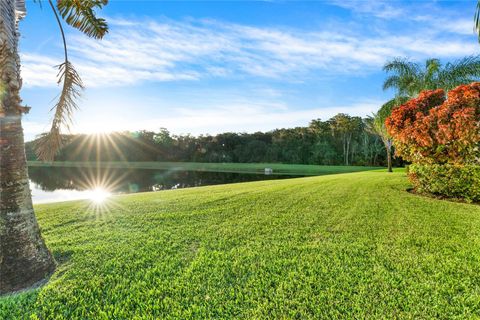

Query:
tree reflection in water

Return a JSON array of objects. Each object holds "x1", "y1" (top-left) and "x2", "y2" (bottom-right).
[{"x1": 28, "y1": 166, "x2": 302, "y2": 195}]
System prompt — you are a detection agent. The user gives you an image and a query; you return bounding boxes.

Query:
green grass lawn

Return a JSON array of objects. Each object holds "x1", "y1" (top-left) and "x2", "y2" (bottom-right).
[
  {"x1": 27, "y1": 161, "x2": 379, "y2": 176},
  {"x1": 2, "y1": 170, "x2": 480, "y2": 319}
]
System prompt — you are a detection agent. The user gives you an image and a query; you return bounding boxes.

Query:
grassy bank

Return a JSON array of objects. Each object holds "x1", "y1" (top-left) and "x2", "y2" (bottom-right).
[
  {"x1": 2, "y1": 170, "x2": 480, "y2": 318},
  {"x1": 27, "y1": 161, "x2": 380, "y2": 176}
]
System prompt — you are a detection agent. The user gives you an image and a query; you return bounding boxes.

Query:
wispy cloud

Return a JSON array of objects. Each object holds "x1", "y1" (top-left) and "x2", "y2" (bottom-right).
[
  {"x1": 21, "y1": 54, "x2": 58, "y2": 87},
  {"x1": 22, "y1": 119, "x2": 51, "y2": 140},
  {"x1": 20, "y1": 2, "x2": 480, "y2": 139},
  {"x1": 330, "y1": 0, "x2": 478, "y2": 37},
  {"x1": 329, "y1": 0, "x2": 405, "y2": 18},
  {"x1": 21, "y1": 13, "x2": 479, "y2": 89},
  {"x1": 68, "y1": 96, "x2": 383, "y2": 137}
]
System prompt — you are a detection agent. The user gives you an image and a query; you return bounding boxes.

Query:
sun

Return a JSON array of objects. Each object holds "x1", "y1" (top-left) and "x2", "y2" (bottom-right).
[
  {"x1": 88, "y1": 187, "x2": 111, "y2": 204},
  {"x1": 72, "y1": 168, "x2": 129, "y2": 217}
]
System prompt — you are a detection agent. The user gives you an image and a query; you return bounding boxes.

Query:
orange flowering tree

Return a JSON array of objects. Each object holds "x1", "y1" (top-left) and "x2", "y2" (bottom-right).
[
  {"x1": 385, "y1": 82, "x2": 480, "y2": 202},
  {"x1": 385, "y1": 82, "x2": 480, "y2": 165}
]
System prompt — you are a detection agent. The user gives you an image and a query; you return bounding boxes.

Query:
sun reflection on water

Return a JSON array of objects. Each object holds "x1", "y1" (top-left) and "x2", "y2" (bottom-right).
[{"x1": 87, "y1": 187, "x2": 111, "y2": 204}]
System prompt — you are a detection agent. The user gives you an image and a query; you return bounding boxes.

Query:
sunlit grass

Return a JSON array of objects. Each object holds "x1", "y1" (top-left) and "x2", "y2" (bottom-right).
[{"x1": 3, "y1": 170, "x2": 480, "y2": 318}]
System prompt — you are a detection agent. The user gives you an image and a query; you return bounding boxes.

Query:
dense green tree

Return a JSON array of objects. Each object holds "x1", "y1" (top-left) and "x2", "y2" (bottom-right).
[
  {"x1": 328, "y1": 114, "x2": 363, "y2": 166},
  {"x1": 28, "y1": 114, "x2": 388, "y2": 167}
]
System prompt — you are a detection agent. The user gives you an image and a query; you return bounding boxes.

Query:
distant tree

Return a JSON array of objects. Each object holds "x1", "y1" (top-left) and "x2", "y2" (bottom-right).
[
  {"x1": 311, "y1": 141, "x2": 337, "y2": 165},
  {"x1": 27, "y1": 115, "x2": 388, "y2": 167},
  {"x1": 329, "y1": 114, "x2": 362, "y2": 166},
  {"x1": 154, "y1": 128, "x2": 174, "y2": 161}
]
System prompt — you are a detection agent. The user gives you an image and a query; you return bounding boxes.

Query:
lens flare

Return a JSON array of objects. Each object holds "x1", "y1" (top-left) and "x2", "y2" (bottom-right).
[{"x1": 88, "y1": 187, "x2": 111, "y2": 204}]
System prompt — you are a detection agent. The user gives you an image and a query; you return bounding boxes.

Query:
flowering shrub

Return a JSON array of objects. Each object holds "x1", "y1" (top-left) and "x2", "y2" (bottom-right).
[
  {"x1": 385, "y1": 82, "x2": 480, "y2": 165},
  {"x1": 386, "y1": 82, "x2": 480, "y2": 201},
  {"x1": 409, "y1": 164, "x2": 480, "y2": 202}
]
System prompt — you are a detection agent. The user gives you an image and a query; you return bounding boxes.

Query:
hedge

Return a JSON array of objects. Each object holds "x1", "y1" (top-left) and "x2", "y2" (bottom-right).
[{"x1": 408, "y1": 164, "x2": 480, "y2": 203}]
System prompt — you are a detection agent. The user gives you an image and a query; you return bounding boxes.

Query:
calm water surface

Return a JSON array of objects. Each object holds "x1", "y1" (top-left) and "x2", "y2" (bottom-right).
[{"x1": 29, "y1": 167, "x2": 302, "y2": 204}]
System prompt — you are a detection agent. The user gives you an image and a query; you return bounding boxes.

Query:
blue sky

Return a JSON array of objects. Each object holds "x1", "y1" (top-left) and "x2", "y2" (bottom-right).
[{"x1": 19, "y1": 0, "x2": 479, "y2": 140}]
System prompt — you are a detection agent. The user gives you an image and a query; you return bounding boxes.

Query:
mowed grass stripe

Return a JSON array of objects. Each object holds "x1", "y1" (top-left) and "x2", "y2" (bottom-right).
[{"x1": 1, "y1": 171, "x2": 480, "y2": 319}]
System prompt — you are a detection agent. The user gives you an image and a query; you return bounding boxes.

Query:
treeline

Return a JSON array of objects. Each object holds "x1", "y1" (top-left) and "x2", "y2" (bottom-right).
[{"x1": 26, "y1": 113, "x2": 400, "y2": 166}]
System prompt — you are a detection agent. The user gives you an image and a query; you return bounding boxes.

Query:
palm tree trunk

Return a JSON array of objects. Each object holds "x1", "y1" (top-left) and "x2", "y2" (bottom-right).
[
  {"x1": 387, "y1": 149, "x2": 393, "y2": 172},
  {"x1": 386, "y1": 140, "x2": 393, "y2": 173},
  {"x1": 0, "y1": 0, "x2": 55, "y2": 295}
]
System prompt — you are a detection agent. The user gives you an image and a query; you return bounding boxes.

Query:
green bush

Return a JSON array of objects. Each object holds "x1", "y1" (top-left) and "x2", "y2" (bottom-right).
[{"x1": 409, "y1": 164, "x2": 480, "y2": 202}]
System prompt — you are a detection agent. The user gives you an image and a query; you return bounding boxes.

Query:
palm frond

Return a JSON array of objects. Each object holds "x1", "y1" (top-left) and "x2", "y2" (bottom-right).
[
  {"x1": 425, "y1": 58, "x2": 441, "y2": 72},
  {"x1": 56, "y1": 0, "x2": 109, "y2": 39},
  {"x1": 382, "y1": 75, "x2": 401, "y2": 91},
  {"x1": 370, "y1": 96, "x2": 409, "y2": 138},
  {"x1": 382, "y1": 58, "x2": 422, "y2": 96},
  {"x1": 377, "y1": 97, "x2": 407, "y2": 121},
  {"x1": 423, "y1": 59, "x2": 441, "y2": 89},
  {"x1": 36, "y1": 0, "x2": 108, "y2": 160},
  {"x1": 36, "y1": 1, "x2": 87, "y2": 161},
  {"x1": 32, "y1": 0, "x2": 43, "y2": 8},
  {"x1": 367, "y1": 111, "x2": 388, "y2": 146},
  {"x1": 383, "y1": 57, "x2": 419, "y2": 77},
  {"x1": 438, "y1": 55, "x2": 480, "y2": 90},
  {"x1": 402, "y1": 76, "x2": 419, "y2": 96},
  {"x1": 377, "y1": 99, "x2": 398, "y2": 122},
  {"x1": 475, "y1": 0, "x2": 480, "y2": 43},
  {"x1": 364, "y1": 115, "x2": 375, "y2": 134},
  {"x1": 36, "y1": 62, "x2": 84, "y2": 161}
]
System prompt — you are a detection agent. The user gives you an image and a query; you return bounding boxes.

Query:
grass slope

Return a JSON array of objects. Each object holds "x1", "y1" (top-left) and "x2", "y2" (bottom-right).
[
  {"x1": 27, "y1": 161, "x2": 379, "y2": 176},
  {"x1": 2, "y1": 170, "x2": 480, "y2": 319}
]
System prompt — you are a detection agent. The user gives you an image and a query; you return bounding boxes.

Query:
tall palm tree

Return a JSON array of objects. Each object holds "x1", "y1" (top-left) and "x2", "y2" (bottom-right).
[
  {"x1": 367, "y1": 97, "x2": 408, "y2": 173},
  {"x1": 383, "y1": 56, "x2": 480, "y2": 98},
  {"x1": 373, "y1": 56, "x2": 480, "y2": 172},
  {"x1": 0, "y1": 0, "x2": 108, "y2": 294}
]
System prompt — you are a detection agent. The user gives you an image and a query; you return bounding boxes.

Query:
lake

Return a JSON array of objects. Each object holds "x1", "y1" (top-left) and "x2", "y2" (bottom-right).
[{"x1": 28, "y1": 166, "x2": 302, "y2": 204}]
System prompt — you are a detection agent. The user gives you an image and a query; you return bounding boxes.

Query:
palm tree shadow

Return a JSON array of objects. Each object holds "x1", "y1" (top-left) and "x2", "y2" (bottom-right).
[
  {"x1": 52, "y1": 249, "x2": 74, "y2": 278},
  {"x1": 0, "y1": 251, "x2": 73, "y2": 315}
]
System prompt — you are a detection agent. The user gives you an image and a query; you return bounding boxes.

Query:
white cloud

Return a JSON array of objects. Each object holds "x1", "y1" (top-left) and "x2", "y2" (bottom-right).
[
  {"x1": 330, "y1": 0, "x2": 477, "y2": 38},
  {"x1": 21, "y1": 15, "x2": 479, "y2": 89},
  {"x1": 22, "y1": 119, "x2": 50, "y2": 141},
  {"x1": 438, "y1": 19, "x2": 473, "y2": 36},
  {"x1": 329, "y1": 0, "x2": 405, "y2": 18},
  {"x1": 416, "y1": 16, "x2": 475, "y2": 37},
  {"x1": 21, "y1": 54, "x2": 58, "y2": 87},
  {"x1": 67, "y1": 99, "x2": 382, "y2": 137}
]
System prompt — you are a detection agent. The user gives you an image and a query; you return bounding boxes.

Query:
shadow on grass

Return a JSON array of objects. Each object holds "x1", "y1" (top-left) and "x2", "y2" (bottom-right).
[
  {"x1": 406, "y1": 187, "x2": 479, "y2": 206},
  {"x1": 0, "y1": 249, "x2": 73, "y2": 318}
]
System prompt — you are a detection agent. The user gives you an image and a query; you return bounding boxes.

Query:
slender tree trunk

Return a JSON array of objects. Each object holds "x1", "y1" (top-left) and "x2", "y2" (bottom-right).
[
  {"x1": 345, "y1": 134, "x2": 351, "y2": 166},
  {"x1": 387, "y1": 148, "x2": 393, "y2": 172},
  {"x1": 0, "y1": 0, "x2": 55, "y2": 295},
  {"x1": 386, "y1": 140, "x2": 393, "y2": 173}
]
